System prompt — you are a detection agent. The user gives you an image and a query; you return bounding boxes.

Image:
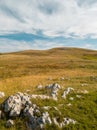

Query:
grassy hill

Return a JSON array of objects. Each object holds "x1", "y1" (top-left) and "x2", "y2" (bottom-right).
[{"x1": 0, "y1": 47, "x2": 97, "y2": 130}]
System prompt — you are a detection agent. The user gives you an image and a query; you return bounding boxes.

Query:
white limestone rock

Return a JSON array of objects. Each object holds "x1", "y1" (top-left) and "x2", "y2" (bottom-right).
[
  {"x1": 53, "y1": 117, "x2": 76, "y2": 128},
  {"x1": 62, "y1": 87, "x2": 74, "y2": 99},
  {"x1": 37, "y1": 84, "x2": 43, "y2": 89},
  {"x1": 6, "y1": 119, "x2": 14, "y2": 128},
  {"x1": 0, "y1": 92, "x2": 5, "y2": 98},
  {"x1": 31, "y1": 94, "x2": 50, "y2": 99},
  {"x1": 24, "y1": 106, "x2": 52, "y2": 130},
  {"x1": 2, "y1": 92, "x2": 32, "y2": 117}
]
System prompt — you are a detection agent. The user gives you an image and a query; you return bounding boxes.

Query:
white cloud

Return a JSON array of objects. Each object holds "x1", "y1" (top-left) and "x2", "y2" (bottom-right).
[
  {"x1": 0, "y1": 38, "x2": 65, "y2": 52},
  {"x1": 0, "y1": 0, "x2": 97, "y2": 38}
]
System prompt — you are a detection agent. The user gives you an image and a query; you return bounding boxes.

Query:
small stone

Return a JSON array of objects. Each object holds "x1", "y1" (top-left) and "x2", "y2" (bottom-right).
[
  {"x1": 69, "y1": 97, "x2": 74, "y2": 101},
  {"x1": 6, "y1": 119, "x2": 14, "y2": 128},
  {"x1": 76, "y1": 95, "x2": 81, "y2": 98},
  {"x1": 0, "y1": 92, "x2": 5, "y2": 98},
  {"x1": 67, "y1": 103, "x2": 72, "y2": 106},
  {"x1": 37, "y1": 84, "x2": 43, "y2": 89},
  {"x1": 42, "y1": 106, "x2": 51, "y2": 110}
]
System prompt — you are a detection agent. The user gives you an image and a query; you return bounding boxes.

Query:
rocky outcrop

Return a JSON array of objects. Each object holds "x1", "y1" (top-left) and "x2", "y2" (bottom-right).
[
  {"x1": 2, "y1": 92, "x2": 31, "y2": 117},
  {"x1": 0, "y1": 83, "x2": 78, "y2": 129}
]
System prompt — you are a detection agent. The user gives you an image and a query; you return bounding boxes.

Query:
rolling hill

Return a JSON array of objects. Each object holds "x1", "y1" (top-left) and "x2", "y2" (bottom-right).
[{"x1": 0, "y1": 47, "x2": 97, "y2": 130}]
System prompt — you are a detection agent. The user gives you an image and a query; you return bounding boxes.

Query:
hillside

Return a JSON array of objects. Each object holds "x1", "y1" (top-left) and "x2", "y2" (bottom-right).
[
  {"x1": 0, "y1": 47, "x2": 97, "y2": 130},
  {"x1": 1, "y1": 47, "x2": 97, "y2": 79}
]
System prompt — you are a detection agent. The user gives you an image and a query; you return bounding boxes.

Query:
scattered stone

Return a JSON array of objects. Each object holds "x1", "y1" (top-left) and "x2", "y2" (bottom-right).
[
  {"x1": 46, "y1": 83, "x2": 61, "y2": 100},
  {"x1": 42, "y1": 106, "x2": 51, "y2": 110},
  {"x1": 76, "y1": 95, "x2": 81, "y2": 98},
  {"x1": 67, "y1": 103, "x2": 72, "y2": 107},
  {"x1": 25, "y1": 107, "x2": 52, "y2": 130},
  {"x1": 77, "y1": 90, "x2": 89, "y2": 94},
  {"x1": 0, "y1": 92, "x2": 5, "y2": 98},
  {"x1": 38, "y1": 112, "x2": 52, "y2": 129},
  {"x1": 46, "y1": 83, "x2": 61, "y2": 90},
  {"x1": 63, "y1": 117, "x2": 76, "y2": 125},
  {"x1": 6, "y1": 119, "x2": 14, "y2": 128},
  {"x1": 62, "y1": 87, "x2": 74, "y2": 99},
  {"x1": 69, "y1": 97, "x2": 74, "y2": 101},
  {"x1": 53, "y1": 117, "x2": 76, "y2": 128},
  {"x1": 31, "y1": 94, "x2": 50, "y2": 100},
  {"x1": 81, "y1": 83, "x2": 88, "y2": 87},
  {"x1": 37, "y1": 84, "x2": 43, "y2": 89},
  {"x1": 53, "y1": 118, "x2": 60, "y2": 127}
]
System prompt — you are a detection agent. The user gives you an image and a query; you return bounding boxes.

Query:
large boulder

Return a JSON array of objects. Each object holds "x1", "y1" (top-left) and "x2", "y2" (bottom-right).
[{"x1": 2, "y1": 92, "x2": 31, "y2": 117}]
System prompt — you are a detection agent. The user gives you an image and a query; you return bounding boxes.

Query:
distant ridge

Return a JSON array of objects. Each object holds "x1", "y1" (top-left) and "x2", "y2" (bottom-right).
[{"x1": 2, "y1": 47, "x2": 97, "y2": 55}]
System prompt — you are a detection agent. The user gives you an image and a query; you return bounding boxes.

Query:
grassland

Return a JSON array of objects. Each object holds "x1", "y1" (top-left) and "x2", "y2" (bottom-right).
[{"x1": 0, "y1": 47, "x2": 97, "y2": 130}]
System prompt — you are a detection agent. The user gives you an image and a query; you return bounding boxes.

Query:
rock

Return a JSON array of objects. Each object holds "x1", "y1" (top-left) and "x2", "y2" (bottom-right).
[
  {"x1": 31, "y1": 94, "x2": 50, "y2": 100},
  {"x1": 42, "y1": 106, "x2": 51, "y2": 110},
  {"x1": 37, "y1": 112, "x2": 52, "y2": 129},
  {"x1": 51, "y1": 93, "x2": 58, "y2": 101},
  {"x1": 81, "y1": 83, "x2": 88, "y2": 87},
  {"x1": 62, "y1": 87, "x2": 74, "y2": 99},
  {"x1": 76, "y1": 95, "x2": 81, "y2": 98},
  {"x1": 53, "y1": 118, "x2": 60, "y2": 127},
  {"x1": 67, "y1": 103, "x2": 72, "y2": 106},
  {"x1": 24, "y1": 106, "x2": 52, "y2": 130},
  {"x1": 2, "y1": 92, "x2": 32, "y2": 117},
  {"x1": 0, "y1": 92, "x2": 5, "y2": 98},
  {"x1": 77, "y1": 90, "x2": 89, "y2": 94},
  {"x1": 69, "y1": 97, "x2": 74, "y2": 101},
  {"x1": 37, "y1": 84, "x2": 43, "y2": 89},
  {"x1": 63, "y1": 118, "x2": 76, "y2": 125},
  {"x1": 46, "y1": 83, "x2": 61, "y2": 100},
  {"x1": 53, "y1": 117, "x2": 76, "y2": 128},
  {"x1": 46, "y1": 83, "x2": 61, "y2": 90},
  {"x1": 6, "y1": 119, "x2": 14, "y2": 128}
]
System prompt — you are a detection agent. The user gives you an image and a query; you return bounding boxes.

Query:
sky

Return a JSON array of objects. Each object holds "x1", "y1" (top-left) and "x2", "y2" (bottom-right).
[{"x1": 0, "y1": 0, "x2": 97, "y2": 52}]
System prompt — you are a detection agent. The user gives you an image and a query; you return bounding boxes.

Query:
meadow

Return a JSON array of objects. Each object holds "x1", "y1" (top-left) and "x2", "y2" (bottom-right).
[{"x1": 0, "y1": 47, "x2": 97, "y2": 130}]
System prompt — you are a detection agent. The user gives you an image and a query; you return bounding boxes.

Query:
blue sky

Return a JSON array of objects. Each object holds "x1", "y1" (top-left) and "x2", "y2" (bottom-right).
[{"x1": 0, "y1": 0, "x2": 97, "y2": 52}]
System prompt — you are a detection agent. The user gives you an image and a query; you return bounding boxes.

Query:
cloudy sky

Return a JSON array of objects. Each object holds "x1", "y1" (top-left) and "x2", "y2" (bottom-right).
[{"x1": 0, "y1": 0, "x2": 97, "y2": 52}]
